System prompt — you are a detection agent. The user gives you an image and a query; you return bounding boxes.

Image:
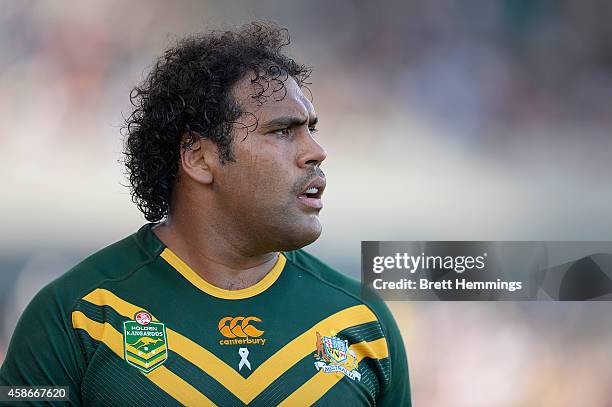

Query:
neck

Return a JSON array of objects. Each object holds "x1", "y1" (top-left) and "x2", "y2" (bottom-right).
[{"x1": 152, "y1": 212, "x2": 279, "y2": 291}]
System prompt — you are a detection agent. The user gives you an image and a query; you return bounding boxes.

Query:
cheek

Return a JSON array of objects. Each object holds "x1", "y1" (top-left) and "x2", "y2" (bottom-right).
[
  {"x1": 228, "y1": 140, "x2": 298, "y2": 205},
  {"x1": 220, "y1": 161, "x2": 282, "y2": 211},
  {"x1": 246, "y1": 151, "x2": 294, "y2": 191}
]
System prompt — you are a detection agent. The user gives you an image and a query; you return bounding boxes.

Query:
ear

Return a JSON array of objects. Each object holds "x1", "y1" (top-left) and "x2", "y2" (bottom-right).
[{"x1": 179, "y1": 133, "x2": 218, "y2": 185}]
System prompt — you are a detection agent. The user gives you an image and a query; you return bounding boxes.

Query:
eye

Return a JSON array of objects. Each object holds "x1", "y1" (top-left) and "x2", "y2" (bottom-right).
[
  {"x1": 271, "y1": 128, "x2": 291, "y2": 136},
  {"x1": 309, "y1": 127, "x2": 318, "y2": 135}
]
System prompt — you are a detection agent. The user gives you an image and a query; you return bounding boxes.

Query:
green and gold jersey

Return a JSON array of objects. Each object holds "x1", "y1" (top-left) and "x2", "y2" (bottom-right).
[{"x1": 0, "y1": 224, "x2": 411, "y2": 406}]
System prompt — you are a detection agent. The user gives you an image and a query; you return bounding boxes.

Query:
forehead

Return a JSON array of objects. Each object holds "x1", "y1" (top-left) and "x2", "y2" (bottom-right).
[{"x1": 232, "y1": 73, "x2": 315, "y2": 125}]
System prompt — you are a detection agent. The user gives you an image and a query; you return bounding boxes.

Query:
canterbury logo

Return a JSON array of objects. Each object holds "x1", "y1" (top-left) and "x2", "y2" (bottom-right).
[{"x1": 218, "y1": 316, "x2": 264, "y2": 338}]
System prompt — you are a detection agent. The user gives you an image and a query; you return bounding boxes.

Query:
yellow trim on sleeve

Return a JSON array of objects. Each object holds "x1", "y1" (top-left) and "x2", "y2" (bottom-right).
[
  {"x1": 71, "y1": 311, "x2": 215, "y2": 406},
  {"x1": 159, "y1": 248, "x2": 286, "y2": 300},
  {"x1": 278, "y1": 337, "x2": 389, "y2": 406},
  {"x1": 83, "y1": 289, "x2": 160, "y2": 322}
]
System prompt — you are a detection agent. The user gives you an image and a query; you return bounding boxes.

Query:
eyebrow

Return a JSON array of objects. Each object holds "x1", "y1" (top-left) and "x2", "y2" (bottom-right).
[{"x1": 260, "y1": 115, "x2": 318, "y2": 131}]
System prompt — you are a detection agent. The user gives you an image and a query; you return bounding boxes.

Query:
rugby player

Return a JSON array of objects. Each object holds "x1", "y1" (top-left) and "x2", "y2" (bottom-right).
[{"x1": 0, "y1": 23, "x2": 411, "y2": 406}]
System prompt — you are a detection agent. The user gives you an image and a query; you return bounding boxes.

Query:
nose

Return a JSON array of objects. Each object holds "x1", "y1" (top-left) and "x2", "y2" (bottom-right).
[{"x1": 297, "y1": 131, "x2": 327, "y2": 168}]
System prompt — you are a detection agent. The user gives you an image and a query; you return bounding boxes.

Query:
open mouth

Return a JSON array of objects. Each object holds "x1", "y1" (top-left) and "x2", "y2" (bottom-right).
[
  {"x1": 297, "y1": 178, "x2": 325, "y2": 209},
  {"x1": 299, "y1": 186, "x2": 323, "y2": 200}
]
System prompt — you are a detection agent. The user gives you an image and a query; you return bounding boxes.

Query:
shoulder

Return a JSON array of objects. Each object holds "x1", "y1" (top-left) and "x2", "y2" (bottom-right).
[
  {"x1": 0, "y1": 226, "x2": 155, "y2": 392},
  {"x1": 285, "y1": 249, "x2": 410, "y2": 401},
  {"x1": 284, "y1": 249, "x2": 398, "y2": 331},
  {"x1": 34, "y1": 225, "x2": 158, "y2": 312},
  {"x1": 284, "y1": 249, "x2": 361, "y2": 294}
]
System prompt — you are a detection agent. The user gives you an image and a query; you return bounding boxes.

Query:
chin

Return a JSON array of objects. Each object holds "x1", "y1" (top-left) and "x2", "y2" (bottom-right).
[{"x1": 276, "y1": 218, "x2": 322, "y2": 251}]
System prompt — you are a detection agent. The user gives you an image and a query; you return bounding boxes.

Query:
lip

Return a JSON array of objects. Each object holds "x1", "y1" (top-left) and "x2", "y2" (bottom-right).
[{"x1": 297, "y1": 177, "x2": 326, "y2": 210}]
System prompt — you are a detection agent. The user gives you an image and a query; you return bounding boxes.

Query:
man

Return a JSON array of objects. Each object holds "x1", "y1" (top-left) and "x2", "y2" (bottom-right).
[{"x1": 1, "y1": 23, "x2": 411, "y2": 406}]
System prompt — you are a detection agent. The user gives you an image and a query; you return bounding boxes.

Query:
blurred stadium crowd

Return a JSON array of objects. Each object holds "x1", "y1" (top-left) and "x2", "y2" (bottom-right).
[{"x1": 1, "y1": 0, "x2": 611, "y2": 405}]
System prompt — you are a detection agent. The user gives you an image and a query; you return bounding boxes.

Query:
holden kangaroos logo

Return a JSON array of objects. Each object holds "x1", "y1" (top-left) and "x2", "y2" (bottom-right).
[{"x1": 123, "y1": 311, "x2": 168, "y2": 373}]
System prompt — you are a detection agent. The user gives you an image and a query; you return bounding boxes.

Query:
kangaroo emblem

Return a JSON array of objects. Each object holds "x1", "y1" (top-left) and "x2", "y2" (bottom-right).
[
  {"x1": 314, "y1": 331, "x2": 330, "y2": 362},
  {"x1": 132, "y1": 337, "x2": 163, "y2": 350}
]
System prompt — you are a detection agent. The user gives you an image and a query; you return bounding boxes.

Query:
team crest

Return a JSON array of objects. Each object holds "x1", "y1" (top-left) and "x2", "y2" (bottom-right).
[
  {"x1": 123, "y1": 311, "x2": 168, "y2": 373},
  {"x1": 314, "y1": 331, "x2": 361, "y2": 381}
]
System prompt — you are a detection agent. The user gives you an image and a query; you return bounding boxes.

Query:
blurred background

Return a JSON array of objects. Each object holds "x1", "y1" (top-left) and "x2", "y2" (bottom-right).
[{"x1": 1, "y1": 0, "x2": 611, "y2": 405}]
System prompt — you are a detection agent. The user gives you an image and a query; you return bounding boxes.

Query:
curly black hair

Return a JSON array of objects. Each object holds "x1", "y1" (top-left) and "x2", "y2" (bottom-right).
[{"x1": 123, "y1": 22, "x2": 311, "y2": 222}]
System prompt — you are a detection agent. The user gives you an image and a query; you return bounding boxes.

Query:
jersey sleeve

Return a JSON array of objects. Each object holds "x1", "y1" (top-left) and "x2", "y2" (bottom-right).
[
  {"x1": 0, "y1": 282, "x2": 85, "y2": 406},
  {"x1": 371, "y1": 298, "x2": 412, "y2": 407}
]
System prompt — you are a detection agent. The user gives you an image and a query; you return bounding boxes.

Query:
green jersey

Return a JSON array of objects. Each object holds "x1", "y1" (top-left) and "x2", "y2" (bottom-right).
[{"x1": 1, "y1": 224, "x2": 411, "y2": 406}]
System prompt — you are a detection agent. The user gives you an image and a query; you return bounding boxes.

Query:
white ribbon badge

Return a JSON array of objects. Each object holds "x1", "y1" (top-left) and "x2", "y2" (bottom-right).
[{"x1": 238, "y1": 347, "x2": 251, "y2": 371}]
